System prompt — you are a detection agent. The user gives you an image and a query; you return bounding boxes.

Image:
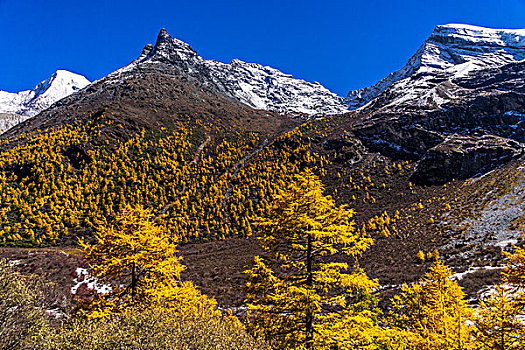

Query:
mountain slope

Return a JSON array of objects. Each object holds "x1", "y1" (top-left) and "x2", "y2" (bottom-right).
[
  {"x1": 0, "y1": 25, "x2": 524, "y2": 311},
  {"x1": 343, "y1": 24, "x2": 525, "y2": 185},
  {"x1": 0, "y1": 70, "x2": 91, "y2": 116}
]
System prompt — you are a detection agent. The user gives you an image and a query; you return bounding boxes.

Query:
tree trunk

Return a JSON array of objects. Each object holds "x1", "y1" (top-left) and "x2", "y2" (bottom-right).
[
  {"x1": 131, "y1": 261, "x2": 136, "y2": 303},
  {"x1": 305, "y1": 232, "x2": 313, "y2": 349},
  {"x1": 501, "y1": 308, "x2": 505, "y2": 350}
]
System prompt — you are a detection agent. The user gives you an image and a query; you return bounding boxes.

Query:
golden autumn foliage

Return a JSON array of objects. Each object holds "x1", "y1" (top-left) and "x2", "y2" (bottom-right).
[
  {"x1": 37, "y1": 307, "x2": 267, "y2": 350},
  {"x1": 503, "y1": 244, "x2": 525, "y2": 300},
  {"x1": 244, "y1": 169, "x2": 380, "y2": 350},
  {"x1": 417, "y1": 250, "x2": 426, "y2": 262},
  {"x1": 2, "y1": 110, "x2": 525, "y2": 349},
  {"x1": 473, "y1": 240, "x2": 525, "y2": 350},
  {"x1": 78, "y1": 205, "x2": 217, "y2": 318},
  {"x1": 474, "y1": 285, "x2": 525, "y2": 350},
  {"x1": 0, "y1": 259, "x2": 48, "y2": 349},
  {"x1": 0, "y1": 111, "x2": 408, "y2": 249},
  {"x1": 0, "y1": 115, "x2": 334, "y2": 246},
  {"x1": 388, "y1": 260, "x2": 474, "y2": 350}
]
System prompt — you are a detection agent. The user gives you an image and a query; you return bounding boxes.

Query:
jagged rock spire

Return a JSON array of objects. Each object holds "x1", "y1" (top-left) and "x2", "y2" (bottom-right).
[
  {"x1": 144, "y1": 28, "x2": 199, "y2": 63},
  {"x1": 153, "y1": 28, "x2": 173, "y2": 53},
  {"x1": 138, "y1": 44, "x2": 153, "y2": 60},
  {"x1": 125, "y1": 28, "x2": 346, "y2": 116}
]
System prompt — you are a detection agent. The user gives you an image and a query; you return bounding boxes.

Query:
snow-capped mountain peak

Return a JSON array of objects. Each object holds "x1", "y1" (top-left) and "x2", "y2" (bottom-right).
[
  {"x1": 434, "y1": 23, "x2": 525, "y2": 47},
  {"x1": 346, "y1": 24, "x2": 525, "y2": 110},
  {"x1": 0, "y1": 70, "x2": 90, "y2": 117},
  {"x1": 421, "y1": 24, "x2": 525, "y2": 72},
  {"x1": 31, "y1": 70, "x2": 91, "y2": 111},
  {"x1": 149, "y1": 28, "x2": 200, "y2": 62}
]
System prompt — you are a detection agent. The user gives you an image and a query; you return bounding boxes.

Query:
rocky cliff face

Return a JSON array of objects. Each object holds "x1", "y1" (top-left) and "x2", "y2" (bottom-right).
[{"x1": 411, "y1": 135, "x2": 523, "y2": 184}]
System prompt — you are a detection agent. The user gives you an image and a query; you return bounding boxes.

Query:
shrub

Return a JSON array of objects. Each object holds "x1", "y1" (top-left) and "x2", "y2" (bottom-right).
[
  {"x1": 0, "y1": 259, "x2": 48, "y2": 350},
  {"x1": 36, "y1": 307, "x2": 268, "y2": 350}
]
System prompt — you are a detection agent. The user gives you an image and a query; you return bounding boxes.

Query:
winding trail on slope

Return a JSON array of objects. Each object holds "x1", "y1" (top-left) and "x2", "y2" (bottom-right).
[
  {"x1": 189, "y1": 135, "x2": 212, "y2": 167},
  {"x1": 156, "y1": 135, "x2": 212, "y2": 218},
  {"x1": 220, "y1": 138, "x2": 269, "y2": 205}
]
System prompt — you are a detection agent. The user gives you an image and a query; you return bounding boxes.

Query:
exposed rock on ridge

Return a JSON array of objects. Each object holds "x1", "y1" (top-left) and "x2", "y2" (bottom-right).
[
  {"x1": 131, "y1": 29, "x2": 348, "y2": 116},
  {"x1": 346, "y1": 24, "x2": 525, "y2": 110},
  {"x1": 411, "y1": 135, "x2": 523, "y2": 185},
  {"x1": 345, "y1": 24, "x2": 525, "y2": 184}
]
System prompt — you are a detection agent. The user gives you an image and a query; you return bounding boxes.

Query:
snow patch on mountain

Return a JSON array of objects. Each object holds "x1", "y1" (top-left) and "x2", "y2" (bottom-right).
[{"x1": 346, "y1": 24, "x2": 525, "y2": 110}]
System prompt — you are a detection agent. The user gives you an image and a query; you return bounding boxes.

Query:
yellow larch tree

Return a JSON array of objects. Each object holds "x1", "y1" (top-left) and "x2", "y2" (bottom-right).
[
  {"x1": 473, "y1": 241, "x2": 525, "y2": 349},
  {"x1": 388, "y1": 260, "x2": 474, "y2": 350},
  {"x1": 474, "y1": 285, "x2": 525, "y2": 350},
  {"x1": 78, "y1": 204, "x2": 216, "y2": 319},
  {"x1": 502, "y1": 243, "x2": 525, "y2": 302},
  {"x1": 244, "y1": 169, "x2": 379, "y2": 350}
]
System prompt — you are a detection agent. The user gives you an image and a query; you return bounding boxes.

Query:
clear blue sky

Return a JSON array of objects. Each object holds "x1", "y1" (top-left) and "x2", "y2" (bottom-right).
[{"x1": 1, "y1": 0, "x2": 524, "y2": 96}]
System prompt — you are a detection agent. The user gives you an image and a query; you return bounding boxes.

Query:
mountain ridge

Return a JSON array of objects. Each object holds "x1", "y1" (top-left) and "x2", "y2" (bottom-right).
[
  {"x1": 3, "y1": 23, "x2": 524, "y2": 128},
  {"x1": 128, "y1": 28, "x2": 348, "y2": 116},
  {"x1": 346, "y1": 23, "x2": 525, "y2": 110},
  {"x1": 0, "y1": 70, "x2": 90, "y2": 116}
]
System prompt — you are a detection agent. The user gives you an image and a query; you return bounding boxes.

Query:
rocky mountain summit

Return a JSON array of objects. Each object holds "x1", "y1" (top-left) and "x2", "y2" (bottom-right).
[
  {"x1": 127, "y1": 29, "x2": 348, "y2": 116},
  {"x1": 0, "y1": 70, "x2": 90, "y2": 133},
  {"x1": 346, "y1": 24, "x2": 525, "y2": 110},
  {"x1": 346, "y1": 24, "x2": 525, "y2": 184}
]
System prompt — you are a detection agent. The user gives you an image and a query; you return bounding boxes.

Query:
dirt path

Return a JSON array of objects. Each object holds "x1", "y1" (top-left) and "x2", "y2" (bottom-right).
[
  {"x1": 221, "y1": 138, "x2": 269, "y2": 204},
  {"x1": 157, "y1": 135, "x2": 212, "y2": 217},
  {"x1": 189, "y1": 135, "x2": 212, "y2": 166}
]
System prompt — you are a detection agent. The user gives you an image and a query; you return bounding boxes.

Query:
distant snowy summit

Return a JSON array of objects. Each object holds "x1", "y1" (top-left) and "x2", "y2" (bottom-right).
[
  {"x1": 0, "y1": 70, "x2": 90, "y2": 132},
  {"x1": 122, "y1": 29, "x2": 348, "y2": 116},
  {"x1": 346, "y1": 24, "x2": 525, "y2": 110},
  {"x1": 0, "y1": 70, "x2": 90, "y2": 116}
]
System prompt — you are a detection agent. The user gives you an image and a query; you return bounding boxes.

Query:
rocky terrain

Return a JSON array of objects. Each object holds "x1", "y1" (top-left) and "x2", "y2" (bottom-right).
[
  {"x1": 123, "y1": 29, "x2": 347, "y2": 117},
  {"x1": 346, "y1": 24, "x2": 525, "y2": 110},
  {"x1": 346, "y1": 24, "x2": 525, "y2": 185}
]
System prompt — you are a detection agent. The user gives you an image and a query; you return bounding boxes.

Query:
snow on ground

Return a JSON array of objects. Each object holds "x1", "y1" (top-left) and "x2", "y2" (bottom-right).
[
  {"x1": 451, "y1": 265, "x2": 504, "y2": 281},
  {"x1": 45, "y1": 308, "x2": 67, "y2": 319},
  {"x1": 442, "y1": 167, "x2": 525, "y2": 259},
  {"x1": 7, "y1": 259, "x2": 21, "y2": 266},
  {"x1": 71, "y1": 267, "x2": 111, "y2": 295}
]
